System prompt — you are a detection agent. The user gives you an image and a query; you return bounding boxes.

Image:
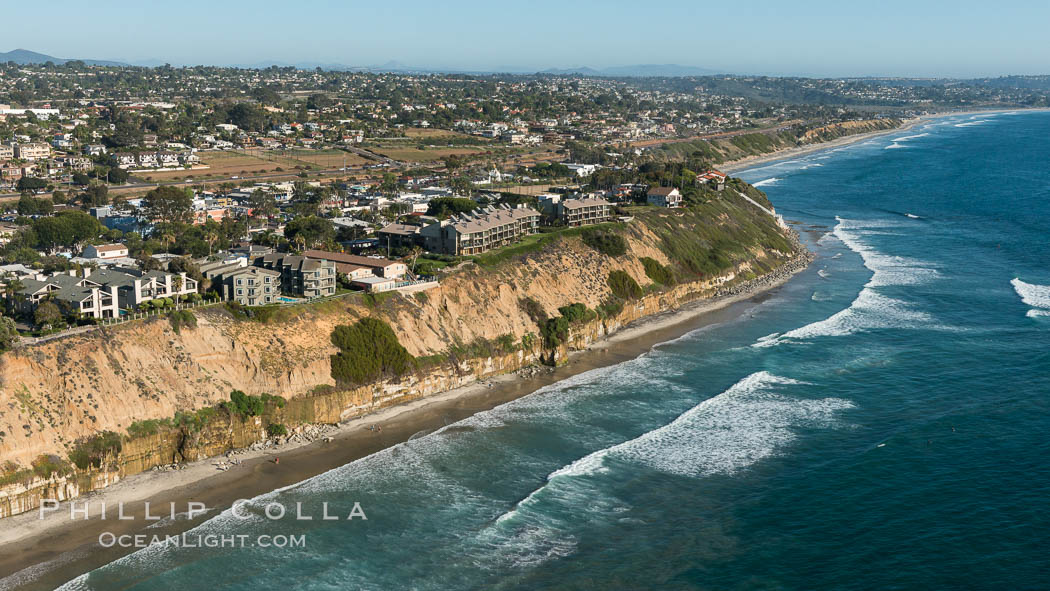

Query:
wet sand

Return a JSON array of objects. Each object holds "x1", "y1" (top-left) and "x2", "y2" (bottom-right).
[{"x1": 0, "y1": 258, "x2": 808, "y2": 591}]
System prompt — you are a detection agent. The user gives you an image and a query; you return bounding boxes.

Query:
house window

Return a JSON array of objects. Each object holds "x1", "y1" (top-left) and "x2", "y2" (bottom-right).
[{"x1": 237, "y1": 289, "x2": 243, "y2": 295}]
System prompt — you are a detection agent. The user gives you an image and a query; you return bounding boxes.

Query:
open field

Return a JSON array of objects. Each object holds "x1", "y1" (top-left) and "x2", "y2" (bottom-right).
[
  {"x1": 138, "y1": 150, "x2": 369, "y2": 182},
  {"x1": 372, "y1": 146, "x2": 494, "y2": 163},
  {"x1": 401, "y1": 127, "x2": 464, "y2": 139}
]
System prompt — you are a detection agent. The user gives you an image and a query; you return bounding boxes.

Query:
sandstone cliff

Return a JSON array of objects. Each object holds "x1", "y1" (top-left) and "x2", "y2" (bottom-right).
[{"x1": 0, "y1": 185, "x2": 800, "y2": 475}]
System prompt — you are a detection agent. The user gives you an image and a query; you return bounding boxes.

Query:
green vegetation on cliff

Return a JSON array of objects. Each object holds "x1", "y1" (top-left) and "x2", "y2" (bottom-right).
[{"x1": 330, "y1": 317, "x2": 414, "y2": 386}]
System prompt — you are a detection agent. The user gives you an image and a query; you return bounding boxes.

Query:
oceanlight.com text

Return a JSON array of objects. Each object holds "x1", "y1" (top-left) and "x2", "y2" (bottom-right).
[{"x1": 98, "y1": 532, "x2": 307, "y2": 549}]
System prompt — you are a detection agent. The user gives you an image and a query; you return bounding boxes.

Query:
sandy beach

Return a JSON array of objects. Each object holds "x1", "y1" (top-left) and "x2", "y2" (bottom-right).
[
  {"x1": 0, "y1": 252, "x2": 810, "y2": 591},
  {"x1": 3, "y1": 107, "x2": 1024, "y2": 590},
  {"x1": 719, "y1": 116, "x2": 925, "y2": 173}
]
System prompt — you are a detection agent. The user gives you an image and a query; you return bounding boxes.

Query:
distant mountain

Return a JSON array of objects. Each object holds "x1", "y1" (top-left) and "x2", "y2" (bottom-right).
[
  {"x1": 541, "y1": 64, "x2": 724, "y2": 77},
  {"x1": 0, "y1": 48, "x2": 126, "y2": 67}
]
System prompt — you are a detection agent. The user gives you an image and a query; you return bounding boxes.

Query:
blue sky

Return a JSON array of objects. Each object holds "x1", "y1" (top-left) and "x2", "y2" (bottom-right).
[{"x1": 5, "y1": 0, "x2": 1049, "y2": 77}]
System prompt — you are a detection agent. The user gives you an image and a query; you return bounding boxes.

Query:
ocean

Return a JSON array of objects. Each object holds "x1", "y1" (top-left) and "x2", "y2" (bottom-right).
[{"x1": 60, "y1": 111, "x2": 1050, "y2": 590}]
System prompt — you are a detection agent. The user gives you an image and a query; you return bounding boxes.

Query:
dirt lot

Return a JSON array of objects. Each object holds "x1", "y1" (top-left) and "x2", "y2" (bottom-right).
[
  {"x1": 372, "y1": 146, "x2": 495, "y2": 163},
  {"x1": 140, "y1": 149, "x2": 368, "y2": 182}
]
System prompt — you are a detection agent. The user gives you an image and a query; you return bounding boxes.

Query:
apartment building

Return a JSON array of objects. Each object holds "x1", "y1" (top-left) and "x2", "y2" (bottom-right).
[
  {"x1": 254, "y1": 254, "x2": 336, "y2": 299},
  {"x1": 556, "y1": 197, "x2": 613, "y2": 226},
  {"x1": 14, "y1": 142, "x2": 51, "y2": 161},
  {"x1": 420, "y1": 204, "x2": 540, "y2": 256}
]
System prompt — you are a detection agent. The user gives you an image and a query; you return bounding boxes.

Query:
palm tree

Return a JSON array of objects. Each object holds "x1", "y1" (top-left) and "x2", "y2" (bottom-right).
[
  {"x1": 161, "y1": 231, "x2": 176, "y2": 254},
  {"x1": 172, "y1": 275, "x2": 183, "y2": 310}
]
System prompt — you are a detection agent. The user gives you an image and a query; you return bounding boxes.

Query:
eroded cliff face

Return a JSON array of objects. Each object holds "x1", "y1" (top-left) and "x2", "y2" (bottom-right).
[
  {"x1": 800, "y1": 118, "x2": 902, "y2": 143},
  {"x1": 0, "y1": 191, "x2": 798, "y2": 470}
]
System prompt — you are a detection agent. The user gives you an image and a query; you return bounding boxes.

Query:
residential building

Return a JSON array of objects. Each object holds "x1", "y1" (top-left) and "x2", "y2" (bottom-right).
[
  {"x1": 420, "y1": 204, "x2": 541, "y2": 256},
  {"x1": 114, "y1": 153, "x2": 138, "y2": 169},
  {"x1": 351, "y1": 276, "x2": 398, "y2": 293},
  {"x1": 14, "y1": 143, "x2": 51, "y2": 161},
  {"x1": 0, "y1": 145, "x2": 13, "y2": 160},
  {"x1": 9, "y1": 267, "x2": 194, "y2": 319},
  {"x1": 696, "y1": 169, "x2": 727, "y2": 191},
  {"x1": 301, "y1": 249, "x2": 408, "y2": 278},
  {"x1": 377, "y1": 223, "x2": 421, "y2": 250},
  {"x1": 14, "y1": 273, "x2": 119, "y2": 320},
  {"x1": 210, "y1": 265, "x2": 282, "y2": 306},
  {"x1": 83, "y1": 243, "x2": 129, "y2": 260},
  {"x1": 647, "y1": 187, "x2": 683, "y2": 208},
  {"x1": 254, "y1": 254, "x2": 336, "y2": 299},
  {"x1": 554, "y1": 197, "x2": 613, "y2": 226}
]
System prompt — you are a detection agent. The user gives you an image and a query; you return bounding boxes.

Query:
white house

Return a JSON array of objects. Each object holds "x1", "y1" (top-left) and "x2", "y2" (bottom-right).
[
  {"x1": 647, "y1": 187, "x2": 683, "y2": 208},
  {"x1": 83, "y1": 243, "x2": 129, "y2": 260}
]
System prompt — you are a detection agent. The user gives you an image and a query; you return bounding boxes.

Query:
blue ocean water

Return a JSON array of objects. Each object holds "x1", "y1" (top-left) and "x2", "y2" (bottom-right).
[{"x1": 62, "y1": 111, "x2": 1050, "y2": 590}]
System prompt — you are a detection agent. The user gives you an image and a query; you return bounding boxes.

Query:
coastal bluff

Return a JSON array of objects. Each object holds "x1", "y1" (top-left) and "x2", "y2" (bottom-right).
[{"x1": 0, "y1": 183, "x2": 807, "y2": 518}]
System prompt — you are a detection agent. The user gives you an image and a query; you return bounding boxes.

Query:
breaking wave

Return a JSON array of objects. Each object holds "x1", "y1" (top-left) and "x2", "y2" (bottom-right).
[
  {"x1": 756, "y1": 217, "x2": 938, "y2": 346},
  {"x1": 1011, "y1": 278, "x2": 1050, "y2": 317},
  {"x1": 492, "y1": 371, "x2": 852, "y2": 527},
  {"x1": 753, "y1": 177, "x2": 781, "y2": 187}
]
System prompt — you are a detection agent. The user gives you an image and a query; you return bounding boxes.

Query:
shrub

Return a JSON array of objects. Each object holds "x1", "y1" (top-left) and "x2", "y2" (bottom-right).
[
  {"x1": 607, "y1": 270, "x2": 642, "y2": 300},
  {"x1": 228, "y1": 390, "x2": 265, "y2": 417},
  {"x1": 519, "y1": 297, "x2": 547, "y2": 324},
  {"x1": 541, "y1": 315, "x2": 570, "y2": 348},
  {"x1": 260, "y1": 393, "x2": 286, "y2": 408},
  {"x1": 597, "y1": 297, "x2": 624, "y2": 319},
  {"x1": 168, "y1": 309, "x2": 197, "y2": 334},
  {"x1": 127, "y1": 418, "x2": 171, "y2": 438},
  {"x1": 558, "y1": 302, "x2": 596, "y2": 324},
  {"x1": 32, "y1": 454, "x2": 73, "y2": 479},
  {"x1": 173, "y1": 407, "x2": 218, "y2": 432},
  {"x1": 68, "y1": 432, "x2": 122, "y2": 470},
  {"x1": 582, "y1": 229, "x2": 628, "y2": 257},
  {"x1": 641, "y1": 257, "x2": 676, "y2": 286},
  {"x1": 330, "y1": 318, "x2": 414, "y2": 385},
  {"x1": 267, "y1": 423, "x2": 288, "y2": 437}
]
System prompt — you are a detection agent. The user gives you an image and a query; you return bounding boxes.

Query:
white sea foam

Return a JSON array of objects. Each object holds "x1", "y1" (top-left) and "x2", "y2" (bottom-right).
[
  {"x1": 817, "y1": 269, "x2": 830, "y2": 279},
  {"x1": 1011, "y1": 278, "x2": 1050, "y2": 317},
  {"x1": 904, "y1": 213, "x2": 921, "y2": 219},
  {"x1": 492, "y1": 372, "x2": 851, "y2": 529},
  {"x1": 753, "y1": 177, "x2": 780, "y2": 187},
  {"x1": 756, "y1": 217, "x2": 938, "y2": 347},
  {"x1": 800, "y1": 162, "x2": 823, "y2": 170},
  {"x1": 895, "y1": 132, "x2": 930, "y2": 142},
  {"x1": 955, "y1": 120, "x2": 989, "y2": 127},
  {"x1": 884, "y1": 143, "x2": 908, "y2": 149}
]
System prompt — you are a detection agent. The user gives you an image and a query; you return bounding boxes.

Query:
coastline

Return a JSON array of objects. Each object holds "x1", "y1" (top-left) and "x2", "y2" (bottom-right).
[
  {"x1": 719, "y1": 116, "x2": 924, "y2": 173},
  {"x1": 0, "y1": 253, "x2": 811, "y2": 590},
  {"x1": 720, "y1": 107, "x2": 1050, "y2": 174}
]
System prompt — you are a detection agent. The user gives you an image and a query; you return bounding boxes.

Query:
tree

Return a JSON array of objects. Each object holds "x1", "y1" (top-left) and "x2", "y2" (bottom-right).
[
  {"x1": 248, "y1": 189, "x2": 278, "y2": 219},
  {"x1": 34, "y1": 301, "x2": 63, "y2": 329},
  {"x1": 16, "y1": 177, "x2": 47, "y2": 194},
  {"x1": 426, "y1": 197, "x2": 478, "y2": 218},
  {"x1": 0, "y1": 315, "x2": 19, "y2": 351},
  {"x1": 380, "y1": 172, "x2": 399, "y2": 197},
  {"x1": 107, "y1": 168, "x2": 129, "y2": 184},
  {"x1": 284, "y1": 216, "x2": 334, "y2": 249},
  {"x1": 168, "y1": 257, "x2": 205, "y2": 292},
  {"x1": 80, "y1": 183, "x2": 109, "y2": 207},
  {"x1": 31, "y1": 212, "x2": 103, "y2": 252},
  {"x1": 143, "y1": 186, "x2": 193, "y2": 224}
]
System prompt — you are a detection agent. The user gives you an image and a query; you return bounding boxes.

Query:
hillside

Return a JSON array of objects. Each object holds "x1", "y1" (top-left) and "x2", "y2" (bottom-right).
[
  {"x1": 652, "y1": 118, "x2": 902, "y2": 163},
  {"x1": 0, "y1": 182, "x2": 804, "y2": 506},
  {"x1": 0, "y1": 49, "x2": 125, "y2": 67}
]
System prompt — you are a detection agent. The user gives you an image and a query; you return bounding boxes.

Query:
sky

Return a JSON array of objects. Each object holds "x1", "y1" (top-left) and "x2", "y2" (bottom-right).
[{"x1": 4, "y1": 0, "x2": 1049, "y2": 77}]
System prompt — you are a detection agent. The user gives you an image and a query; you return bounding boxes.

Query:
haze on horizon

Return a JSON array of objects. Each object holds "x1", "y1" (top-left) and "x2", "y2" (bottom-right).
[{"x1": 5, "y1": 0, "x2": 1049, "y2": 78}]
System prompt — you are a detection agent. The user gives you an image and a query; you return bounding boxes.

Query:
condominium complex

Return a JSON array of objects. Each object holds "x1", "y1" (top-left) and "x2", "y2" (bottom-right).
[{"x1": 420, "y1": 204, "x2": 540, "y2": 256}]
